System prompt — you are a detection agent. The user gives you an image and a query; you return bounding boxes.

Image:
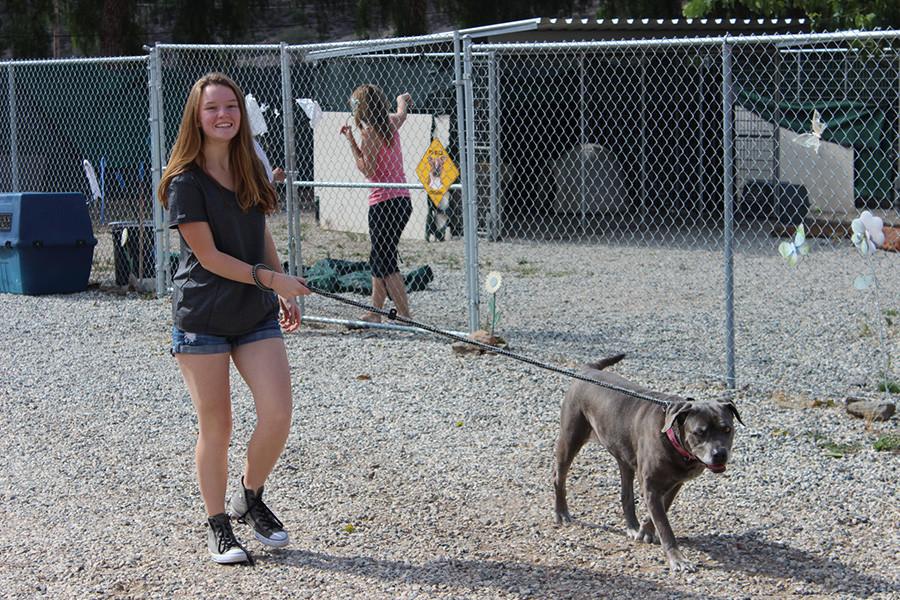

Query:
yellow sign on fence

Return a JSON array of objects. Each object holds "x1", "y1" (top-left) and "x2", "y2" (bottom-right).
[{"x1": 416, "y1": 139, "x2": 459, "y2": 208}]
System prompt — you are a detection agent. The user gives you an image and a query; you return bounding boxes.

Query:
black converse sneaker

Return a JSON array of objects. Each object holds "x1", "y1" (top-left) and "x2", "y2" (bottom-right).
[
  {"x1": 206, "y1": 513, "x2": 253, "y2": 565},
  {"x1": 227, "y1": 478, "x2": 290, "y2": 548}
]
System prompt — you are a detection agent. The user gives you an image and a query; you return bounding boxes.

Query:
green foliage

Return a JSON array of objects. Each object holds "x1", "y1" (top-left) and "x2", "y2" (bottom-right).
[
  {"x1": 876, "y1": 378, "x2": 900, "y2": 394},
  {"x1": 597, "y1": 0, "x2": 684, "y2": 19},
  {"x1": 683, "y1": 0, "x2": 899, "y2": 30},
  {"x1": 442, "y1": 0, "x2": 597, "y2": 29},
  {"x1": 812, "y1": 433, "x2": 858, "y2": 458},
  {"x1": 873, "y1": 434, "x2": 900, "y2": 452},
  {"x1": 485, "y1": 293, "x2": 501, "y2": 336},
  {"x1": 68, "y1": 0, "x2": 143, "y2": 55},
  {"x1": 1, "y1": 0, "x2": 53, "y2": 58}
]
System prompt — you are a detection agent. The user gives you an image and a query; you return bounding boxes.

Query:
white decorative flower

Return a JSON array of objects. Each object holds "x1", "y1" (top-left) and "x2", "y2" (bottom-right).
[
  {"x1": 484, "y1": 271, "x2": 503, "y2": 294},
  {"x1": 120, "y1": 226, "x2": 129, "y2": 247},
  {"x1": 778, "y1": 224, "x2": 810, "y2": 267},
  {"x1": 851, "y1": 211, "x2": 884, "y2": 256}
]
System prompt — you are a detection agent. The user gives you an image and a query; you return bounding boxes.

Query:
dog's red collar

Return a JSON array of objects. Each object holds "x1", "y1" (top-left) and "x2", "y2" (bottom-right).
[{"x1": 665, "y1": 426, "x2": 699, "y2": 464}]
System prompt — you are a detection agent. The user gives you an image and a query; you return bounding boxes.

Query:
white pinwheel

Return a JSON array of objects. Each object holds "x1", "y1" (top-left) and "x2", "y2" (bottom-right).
[
  {"x1": 850, "y1": 211, "x2": 884, "y2": 257},
  {"x1": 778, "y1": 224, "x2": 810, "y2": 267}
]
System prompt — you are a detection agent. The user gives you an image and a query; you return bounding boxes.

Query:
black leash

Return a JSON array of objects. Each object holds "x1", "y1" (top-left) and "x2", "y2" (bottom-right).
[{"x1": 302, "y1": 284, "x2": 672, "y2": 409}]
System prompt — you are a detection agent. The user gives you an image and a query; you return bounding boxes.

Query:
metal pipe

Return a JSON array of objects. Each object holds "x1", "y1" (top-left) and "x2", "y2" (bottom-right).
[
  {"x1": 722, "y1": 38, "x2": 736, "y2": 389},
  {"x1": 147, "y1": 46, "x2": 166, "y2": 298},
  {"x1": 8, "y1": 65, "x2": 18, "y2": 193},
  {"x1": 453, "y1": 32, "x2": 475, "y2": 333},
  {"x1": 487, "y1": 50, "x2": 499, "y2": 241},
  {"x1": 478, "y1": 29, "x2": 900, "y2": 52},
  {"x1": 579, "y1": 51, "x2": 587, "y2": 236},
  {"x1": 280, "y1": 43, "x2": 301, "y2": 279},
  {"x1": 463, "y1": 35, "x2": 481, "y2": 333},
  {"x1": 292, "y1": 180, "x2": 462, "y2": 190}
]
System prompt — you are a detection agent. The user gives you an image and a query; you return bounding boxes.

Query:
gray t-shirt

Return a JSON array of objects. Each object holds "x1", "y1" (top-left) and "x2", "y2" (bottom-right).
[{"x1": 167, "y1": 166, "x2": 277, "y2": 336}]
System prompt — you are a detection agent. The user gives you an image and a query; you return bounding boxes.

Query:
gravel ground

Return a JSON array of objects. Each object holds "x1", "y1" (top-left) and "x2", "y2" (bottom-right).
[{"x1": 1, "y1": 229, "x2": 897, "y2": 599}]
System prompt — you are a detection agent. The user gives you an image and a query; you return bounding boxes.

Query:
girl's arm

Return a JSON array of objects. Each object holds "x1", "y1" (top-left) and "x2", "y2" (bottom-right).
[
  {"x1": 343, "y1": 127, "x2": 379, "y2": 179},
  {"x1": 178, "y1": 221, "x2": 309, "y2": 303},
  {"x1": 389, "y1": 92, "x2": 412, "y2": 130}
]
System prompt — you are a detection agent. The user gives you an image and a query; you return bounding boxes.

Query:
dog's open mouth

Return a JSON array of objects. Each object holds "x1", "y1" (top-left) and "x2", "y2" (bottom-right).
[{"x1": 706, "y1": 463, "x2": 727, "y2": 473}]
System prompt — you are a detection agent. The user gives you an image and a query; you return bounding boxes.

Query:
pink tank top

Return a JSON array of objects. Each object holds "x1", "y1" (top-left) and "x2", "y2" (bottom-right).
[{"x1": 368, "y1": 129, "x2": 411, "y2": 206}]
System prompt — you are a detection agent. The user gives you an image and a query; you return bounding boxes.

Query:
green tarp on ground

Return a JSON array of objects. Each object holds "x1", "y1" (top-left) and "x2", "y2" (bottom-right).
[
  {"x1": 302, "y1": 258, "x2": 433, "y2": 296},
  {"x1": 737, "y1": 90, "x2": 896, "y2": 204}
]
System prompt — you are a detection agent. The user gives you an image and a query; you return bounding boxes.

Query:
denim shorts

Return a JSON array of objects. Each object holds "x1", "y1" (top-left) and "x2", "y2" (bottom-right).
[{"x1": 171, "y1": 318, "x2": 283, "y2": 355}]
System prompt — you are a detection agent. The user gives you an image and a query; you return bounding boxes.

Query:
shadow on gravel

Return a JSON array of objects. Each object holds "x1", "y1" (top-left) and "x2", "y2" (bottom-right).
[
  {"x1": 263, "y1": 549, "x2": 726, "y2": 599},
  {"x1": 684, "y1": 530, "x2": 898, "y2": 596}
]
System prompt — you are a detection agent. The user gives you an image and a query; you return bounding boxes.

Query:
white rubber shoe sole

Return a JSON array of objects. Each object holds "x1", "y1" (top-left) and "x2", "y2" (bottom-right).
[
  {"x1": 256, "y1": 530, "x2": 290, "y2": 548},
  {"x1": 210, "y1": 547, "x2": 249, "y2": 564}
]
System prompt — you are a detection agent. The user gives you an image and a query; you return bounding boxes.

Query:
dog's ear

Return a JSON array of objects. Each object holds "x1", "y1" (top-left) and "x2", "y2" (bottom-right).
[
  {"x1": 661, "y1": 401, "x2": 692, "y2": 433},
  {"x1": 721, "y1": 401, "x2": 744, "y2": 426}
]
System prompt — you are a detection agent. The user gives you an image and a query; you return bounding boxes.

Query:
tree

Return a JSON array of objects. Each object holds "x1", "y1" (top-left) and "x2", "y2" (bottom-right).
[
  {"x1": 2, "y1": 0, "x2": 53, "y2": 58},
  {"x1": 437, "y1": 0, "x2": 597, "y2": 29},
  {"x1": 68, "y1": 0, "x2": 143, "y2": 55},
  {"x1": 683, "y1": 0, "x2": 899, "y2": 30},
  {"x1": 596, "y1": 0, "x2": 684, "y2": 19}
]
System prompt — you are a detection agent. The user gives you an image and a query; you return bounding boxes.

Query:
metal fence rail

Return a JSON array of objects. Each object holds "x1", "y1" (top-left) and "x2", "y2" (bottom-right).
[{"x1": 0, "y1": 29, "x2": 896, "y2": 401}]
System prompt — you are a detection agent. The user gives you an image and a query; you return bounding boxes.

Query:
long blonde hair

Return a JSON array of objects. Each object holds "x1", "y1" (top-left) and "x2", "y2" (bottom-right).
[
  {"x1": 157, "y1": 72, "x2": 277, "y2": 214},
  {"x1": 350, "y1": 83, "x2": 394, "y2": 146}
]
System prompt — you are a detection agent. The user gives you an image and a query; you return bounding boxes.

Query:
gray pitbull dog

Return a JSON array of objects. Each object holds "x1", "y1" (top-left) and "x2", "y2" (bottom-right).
[{"x1": 553, "y1": 354, "x2": 742, "y2": 572}]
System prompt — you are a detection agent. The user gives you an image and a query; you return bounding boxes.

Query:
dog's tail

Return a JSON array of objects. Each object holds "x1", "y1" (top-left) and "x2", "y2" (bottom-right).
[{"x1": 585, "y1": 353, "x2": 626, "y2": 371}]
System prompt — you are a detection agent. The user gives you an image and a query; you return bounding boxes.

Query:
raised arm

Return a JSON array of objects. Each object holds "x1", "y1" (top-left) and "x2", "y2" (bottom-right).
[{"x1": 389, "y1": 92, "x2": 412, "y2": 130}]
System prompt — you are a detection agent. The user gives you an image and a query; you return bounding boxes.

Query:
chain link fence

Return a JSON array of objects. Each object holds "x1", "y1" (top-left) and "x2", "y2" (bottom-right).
[
  {"x1": 0, "y1": 56, "x2": 151, "y2": 285},
  {"x1": 1, "y1": 30, "x2": 897, "y2": 400},
  {"x1": 472, "y1": 32, "x2": 898, "y2": 399}
]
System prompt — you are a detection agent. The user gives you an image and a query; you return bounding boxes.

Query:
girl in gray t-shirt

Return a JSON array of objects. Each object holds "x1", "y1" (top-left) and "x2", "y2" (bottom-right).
[{"x1": 158, "y1": 72, "x2": 310, "y2": 565}]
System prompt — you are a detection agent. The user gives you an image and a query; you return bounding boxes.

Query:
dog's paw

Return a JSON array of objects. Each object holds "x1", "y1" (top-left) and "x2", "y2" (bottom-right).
[
  {"x1": 555, "y1": 510, "x2": 573, "y2": 525},
  {"x1": 627, "y1": 527, "x2": 658, "y2": 544},
  {"x1": 666, "y1": 550, "x2": 696, "y2": 573}
]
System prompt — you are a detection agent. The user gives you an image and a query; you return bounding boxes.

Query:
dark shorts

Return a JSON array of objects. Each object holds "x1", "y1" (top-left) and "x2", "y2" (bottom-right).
[
  {"x1": 171, "y1": 317, "x2": 282, "y2": 355},
  {"x1": 368, "y1": 196, "x2": 412, "y2": 278}
]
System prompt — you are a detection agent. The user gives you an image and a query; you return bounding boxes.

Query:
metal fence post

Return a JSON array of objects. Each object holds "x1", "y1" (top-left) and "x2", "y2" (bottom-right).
[
  {"x1": 487, "y1": 50, "x2": 499, "y2": 241},
  {"x1": 454, "y1": 32, "x2": 477, "y2": 333},
  {"x1": 280, "y1": 43, "x2": 302, "y2": 283},
  {"x1": 579, "y1": 51, "x2": 586, "y2": 235},
  {"x1": 148, "y1": 45, "x2": 167, "y2": 298},
  {"x1": 8, "y1": 64, "x2": 19, "y2": 192},
  {"x1": 722, "y1": 37, "x2": 736, "y2": 389},
  {"x1": 462, "y1": 35, "x2": 480, "y2": 333}
]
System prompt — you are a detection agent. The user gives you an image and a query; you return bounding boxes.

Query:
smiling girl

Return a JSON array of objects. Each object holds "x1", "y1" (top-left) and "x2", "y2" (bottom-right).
[{"x1": 158, "y1": 73, "x2": 310, "y2": 565}]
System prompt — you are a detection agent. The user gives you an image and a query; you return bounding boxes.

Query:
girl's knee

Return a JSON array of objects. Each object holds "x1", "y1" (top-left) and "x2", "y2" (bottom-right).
[
  {"x1": 258, "y1": 402, "x2": 292, "y2": 433},
  {"x1": 197, "y1": 425, "x2": 231, "y2": 449}
]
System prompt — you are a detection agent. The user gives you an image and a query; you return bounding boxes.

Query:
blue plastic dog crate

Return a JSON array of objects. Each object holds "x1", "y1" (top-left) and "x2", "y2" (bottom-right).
[{"x1": 0, "y1": 192, "x2": 97, "y2": 295}]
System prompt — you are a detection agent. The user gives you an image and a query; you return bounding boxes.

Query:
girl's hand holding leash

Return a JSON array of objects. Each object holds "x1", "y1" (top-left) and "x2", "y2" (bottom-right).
[
  {"x1": 278, "y1": 296, "x2": 301, "y2": 332},
  {"x1": 263, "y1": 270, "x2": 310, "y2": 333}
]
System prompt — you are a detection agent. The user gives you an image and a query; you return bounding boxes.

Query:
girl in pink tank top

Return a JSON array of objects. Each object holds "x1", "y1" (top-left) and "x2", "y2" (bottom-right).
[{"x1": 340, "y1": 84, "x2": 414, "y2": 324}]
